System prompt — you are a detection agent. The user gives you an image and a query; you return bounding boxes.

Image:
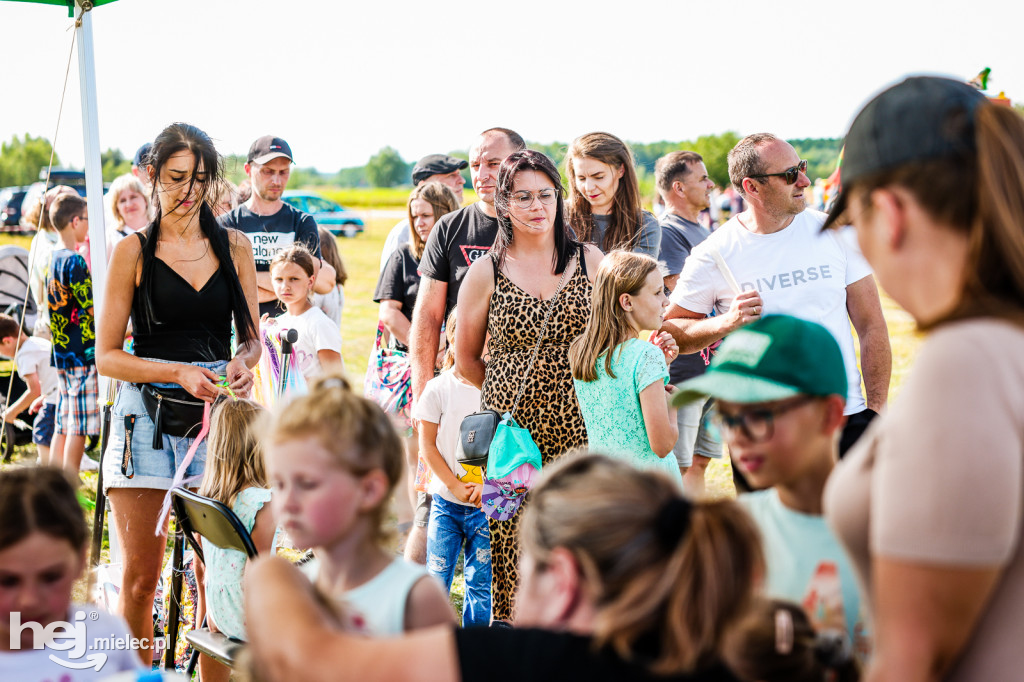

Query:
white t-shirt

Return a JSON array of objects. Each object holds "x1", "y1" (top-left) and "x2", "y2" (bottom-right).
[
  {"x1": 275, "y1": 306, "x2": 343, "y2": 380},
  {"x1": 412, "y1": 370, "x2": 484, "y2": 506},
  {"x1": 0, "y1": 604, "x2": 144, "y2": 681},
  {"x1": 379, "y1": 219, "x2": 410, "y2": 272},
  {"x1": 15, "y1": 336, "x2": 58, "y2": 405},
  {"x1": 670, "y1": 211, "x2": 871, "y2": 413}
]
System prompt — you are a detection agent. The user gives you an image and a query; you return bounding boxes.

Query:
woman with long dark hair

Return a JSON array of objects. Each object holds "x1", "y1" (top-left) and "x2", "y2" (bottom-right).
[
  {"x1": 822, "y1": 77, "x2": 1024, "y2": 681},
  {"x1": 96, "y1": 122, "x2": 260, "y2": 661},
  {"x1": 566, "y1": 131, "x2": 661, "y2": 257},
  {"x1": 456, "y1": 149, "x2": 603, "y2": 622}
]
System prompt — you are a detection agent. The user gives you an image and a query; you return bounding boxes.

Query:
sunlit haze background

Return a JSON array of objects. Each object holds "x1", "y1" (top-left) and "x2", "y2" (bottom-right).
[{"x1": 3, "y1": 0, "x2": 1022, "y2": 171}]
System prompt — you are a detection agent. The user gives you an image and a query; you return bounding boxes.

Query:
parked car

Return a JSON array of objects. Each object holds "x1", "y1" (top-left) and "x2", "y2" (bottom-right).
[
  {"x1": 282, "y1": 191, "x2": 365, "y2": 237},
  {"x1": 0, "y1": 187, "x2": 28, "y2": 228},
  {"x1": 18, "y1": 168, "x2": 91, "y2": 231}
]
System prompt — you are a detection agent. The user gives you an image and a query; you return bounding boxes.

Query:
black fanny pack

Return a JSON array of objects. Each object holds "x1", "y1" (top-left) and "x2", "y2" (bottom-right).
[{"x1": 137, "y1": 384, "x2": 205, "y2": 449}]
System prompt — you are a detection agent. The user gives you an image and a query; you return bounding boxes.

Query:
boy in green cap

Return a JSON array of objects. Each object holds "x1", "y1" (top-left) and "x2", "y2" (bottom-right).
[{"x1": 674, "y1": 314, "x2": 869, "y2": 657}]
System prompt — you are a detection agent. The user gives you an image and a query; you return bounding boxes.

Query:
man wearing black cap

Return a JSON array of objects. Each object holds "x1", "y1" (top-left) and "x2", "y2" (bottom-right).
[
  {"x1": 378, "y1": 153, "x2": 468, "y2": 271},
  {"x1": 218, "y1": 135, "x2": 335, "y2": 317},
  {"x1": 131, "y1": 143, "x2": 152, "y2": 192},
  {"x1": 663, "y1": 133, "x2": 891, "y2": 456}
]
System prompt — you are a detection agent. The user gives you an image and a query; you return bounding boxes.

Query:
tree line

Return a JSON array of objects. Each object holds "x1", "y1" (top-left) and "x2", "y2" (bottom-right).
[{"x1": 0, "y1": 131, "x2": 921, "y2": 195}]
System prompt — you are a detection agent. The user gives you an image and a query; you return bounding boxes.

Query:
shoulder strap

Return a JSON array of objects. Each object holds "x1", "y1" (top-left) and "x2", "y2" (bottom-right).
[
  {"x1": 578, "y1": 244, "x2": 588, "y2": 277},
  {"x1": 490, "y1": 252, "x2": 499, "y2": 284}
]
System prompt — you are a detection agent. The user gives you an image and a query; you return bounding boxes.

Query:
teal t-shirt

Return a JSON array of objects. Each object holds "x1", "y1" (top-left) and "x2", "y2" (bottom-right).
[
  {"x1": 573, "y1": 338, "x2": 682, "y2": 486},
  {"x1": 741, "y1": 489, "x2": 871, "y2": 658}
]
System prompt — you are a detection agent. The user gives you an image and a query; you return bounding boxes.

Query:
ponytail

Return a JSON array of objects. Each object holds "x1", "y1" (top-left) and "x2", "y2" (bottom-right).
[
  {"x1": 966, "y1": 103, "x2": 1024, "y2": 312},
  {"x1": 521, "y1": 454, "x2": 764, "y2": 674}
]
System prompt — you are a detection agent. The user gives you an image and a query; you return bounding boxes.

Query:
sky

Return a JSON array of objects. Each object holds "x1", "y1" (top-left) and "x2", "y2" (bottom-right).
[{"x1": 2, "y1": 0, "x2": 1022, "y2": 173}]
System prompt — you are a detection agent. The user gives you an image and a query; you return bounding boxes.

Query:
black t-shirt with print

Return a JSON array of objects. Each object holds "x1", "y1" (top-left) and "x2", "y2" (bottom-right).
[
  {"x1": 418, "y1": 202, "x2": 499, "y2": 315},
  {"x1": 373, "y1": 243, "x2": 421, "y2": 350},
  {"x1": 455, "y1": 627, "x2": 742, "y2": 682},
  {"x1": 219, "y1": 202, "x2": 321, "y2": 317}
]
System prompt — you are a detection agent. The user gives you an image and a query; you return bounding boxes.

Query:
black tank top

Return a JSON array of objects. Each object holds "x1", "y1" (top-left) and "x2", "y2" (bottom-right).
[{"x1": 131, "y1": 235, "x2": 233, "y2": 363}]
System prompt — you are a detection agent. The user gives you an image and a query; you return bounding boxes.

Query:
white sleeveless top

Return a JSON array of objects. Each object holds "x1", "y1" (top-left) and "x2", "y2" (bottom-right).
[{"x1": 301, "y1": 556, "x2": 428, "y2": 635}]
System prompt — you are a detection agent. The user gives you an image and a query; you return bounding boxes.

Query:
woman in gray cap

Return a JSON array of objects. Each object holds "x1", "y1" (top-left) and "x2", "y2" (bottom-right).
[{"x1": 823, "y1": 77, "x2": 1024, "y2": 681}]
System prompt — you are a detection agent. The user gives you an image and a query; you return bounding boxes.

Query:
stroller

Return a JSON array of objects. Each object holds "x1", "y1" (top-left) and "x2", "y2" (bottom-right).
[{"x1": 0, "y1": 245, "x2": 38, "y2": 461}]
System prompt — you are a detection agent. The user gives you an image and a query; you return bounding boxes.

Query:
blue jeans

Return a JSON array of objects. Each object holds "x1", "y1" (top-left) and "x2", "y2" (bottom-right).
[{"x1": 427, "y1": 495, "x2": 492, "y2": 627}]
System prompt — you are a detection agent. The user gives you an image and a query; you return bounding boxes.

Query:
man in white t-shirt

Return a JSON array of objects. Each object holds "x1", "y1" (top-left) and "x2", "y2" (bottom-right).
[{"x1": 663, "y1": 133, "x2": 891, "y2": 458}]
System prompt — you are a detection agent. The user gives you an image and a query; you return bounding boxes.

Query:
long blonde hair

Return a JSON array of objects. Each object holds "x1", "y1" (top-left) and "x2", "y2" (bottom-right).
[
  {"x1": 569, "y1": 250, "x2": 659, "y2": 382},
  {"x1": 199, "y1": 399, "x2": 269, "y2": 507},
  {"x1": 521, "y1": 454, "x2": 764, "y2": 674},
  {"x1": 267, "y1": 373, "x2": 403, "y2": 547}
]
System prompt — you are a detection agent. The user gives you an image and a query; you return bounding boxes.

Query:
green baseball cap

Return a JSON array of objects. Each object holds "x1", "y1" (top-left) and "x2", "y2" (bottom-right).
[{"x1": 672, "y1": 315, "x2": 847, "y2": 407}]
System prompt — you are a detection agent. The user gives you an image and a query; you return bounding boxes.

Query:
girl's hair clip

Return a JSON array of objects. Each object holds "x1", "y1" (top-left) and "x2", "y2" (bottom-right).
[{"x1": 774, "y1": 608, "x2": 794, "y2": 655}]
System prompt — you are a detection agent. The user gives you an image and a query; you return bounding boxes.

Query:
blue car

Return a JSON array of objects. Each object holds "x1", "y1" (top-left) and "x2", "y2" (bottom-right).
[{"x1": 282, "y1": 191, "x2": 365, "y2": 237}]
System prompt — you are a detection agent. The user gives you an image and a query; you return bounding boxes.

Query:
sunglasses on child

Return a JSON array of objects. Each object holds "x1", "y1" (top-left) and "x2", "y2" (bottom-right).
[{"x1": 748, "y1": 160, "x2": 808, "y2": 185}]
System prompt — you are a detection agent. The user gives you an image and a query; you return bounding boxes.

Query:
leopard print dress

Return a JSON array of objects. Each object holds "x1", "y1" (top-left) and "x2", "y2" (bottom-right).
[{"x1": 481, "y1": 247, "x2": 591, "y2": 621}]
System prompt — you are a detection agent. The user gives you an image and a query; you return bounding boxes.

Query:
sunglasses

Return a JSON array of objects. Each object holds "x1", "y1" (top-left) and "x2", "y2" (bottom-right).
[{"x1": 748, "y1": 159, "x2": 808, "y2": 185}]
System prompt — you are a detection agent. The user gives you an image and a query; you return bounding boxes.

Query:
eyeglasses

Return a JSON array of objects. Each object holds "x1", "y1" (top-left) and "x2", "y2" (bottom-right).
[
  {"x1": 511, "y1": 188, "x2": 559, "y2": 209},
  {"x1": 748, "y1": 160, "x2": 808, "y2": 185},
  {"x1": 713, "y1": 395, "x2": 816, "y2": 443}
]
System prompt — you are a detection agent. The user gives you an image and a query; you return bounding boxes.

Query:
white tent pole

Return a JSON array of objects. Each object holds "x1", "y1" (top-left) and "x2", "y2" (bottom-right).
[
  {"x1": 76, "y1": 1, "x2": 120, "y2": 564},
  {"x1": 76, "y1": 0, "x2": 108, "y2": 329}
]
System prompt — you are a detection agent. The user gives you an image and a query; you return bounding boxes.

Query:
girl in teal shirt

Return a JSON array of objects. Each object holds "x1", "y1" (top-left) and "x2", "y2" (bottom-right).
[{"x1": 570, "y1": 251, "x2": 683, "y2": 486}]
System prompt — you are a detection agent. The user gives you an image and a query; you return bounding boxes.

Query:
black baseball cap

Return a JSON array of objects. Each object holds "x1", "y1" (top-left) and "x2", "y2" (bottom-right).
[
  {"x1": 132, "y1": 143, "x2": 152, "y2": 168},
  {"x1": 412, "y1": 154, "x2": 468, "y2": 185},
  {"x1": 824, "y1": 76, "x2": 986, "y2": 230},
  {"x1": 247, "y1": 136, "x2": 294, "y2": 165}
]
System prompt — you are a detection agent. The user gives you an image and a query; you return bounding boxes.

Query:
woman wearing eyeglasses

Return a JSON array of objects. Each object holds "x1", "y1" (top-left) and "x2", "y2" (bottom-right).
[
  {"x1": 566, "y1": 132, "x2": 661, "y2": 257},
  {"x1": 823, "y1": 77, "x2": 1024, "y2": 682},
  {"x1": 456, "y1": 150, "x2": 603, "y2": 623}
]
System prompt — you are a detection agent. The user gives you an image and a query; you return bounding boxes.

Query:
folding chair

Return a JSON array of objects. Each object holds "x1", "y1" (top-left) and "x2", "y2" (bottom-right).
[{"x1": 165, "y1": 488, "x2": 258, "y2": 675}]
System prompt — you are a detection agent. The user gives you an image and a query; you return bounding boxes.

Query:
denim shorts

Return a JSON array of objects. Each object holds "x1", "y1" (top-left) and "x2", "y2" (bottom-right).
[{"x1": 102, "y1": 359, "x2": 227, "y2": 493}]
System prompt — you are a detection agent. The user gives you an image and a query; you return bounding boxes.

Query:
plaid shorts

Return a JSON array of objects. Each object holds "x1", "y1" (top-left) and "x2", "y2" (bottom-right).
[{"x1": 56, "y1": 365, "x2": 100, "y2": 436}]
